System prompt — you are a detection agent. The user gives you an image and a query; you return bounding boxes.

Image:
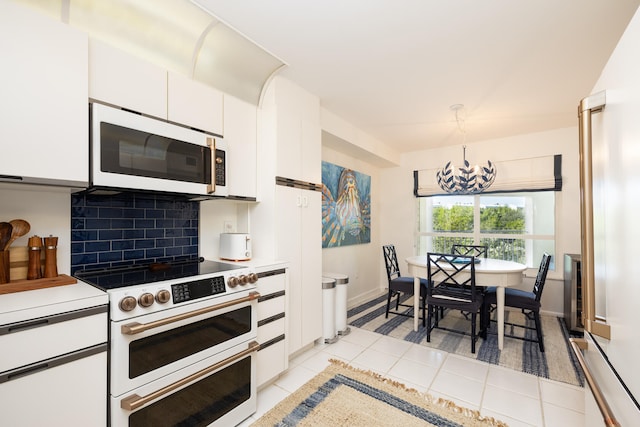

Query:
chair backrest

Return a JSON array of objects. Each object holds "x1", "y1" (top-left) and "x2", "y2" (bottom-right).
[
  {"x1": 382, "y1": 245, "x2": 402, "y2": 283},
  {"x1": 426, "y1": 252, "x2": 479, "y2": 302},
  {"x1": 533, "y1": 252, "x2": 552, "y2": 301},
  {"x1": 451, "y1": 244, "x2": 488, "y2": 258}
]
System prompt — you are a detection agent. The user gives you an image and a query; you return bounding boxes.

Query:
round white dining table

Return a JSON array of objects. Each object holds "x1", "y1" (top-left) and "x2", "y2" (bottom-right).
[{"x1": 405, "y1": 255, "x2": 527, "y2": 350}]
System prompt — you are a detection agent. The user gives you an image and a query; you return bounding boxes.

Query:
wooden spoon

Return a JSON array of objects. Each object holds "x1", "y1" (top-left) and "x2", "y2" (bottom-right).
[
  {"x1": 5, "y1": 219, "x2": 31, "y2": 250},
  {"x1": 0, "y1": 222, "x2": 13, "y2": 252}
]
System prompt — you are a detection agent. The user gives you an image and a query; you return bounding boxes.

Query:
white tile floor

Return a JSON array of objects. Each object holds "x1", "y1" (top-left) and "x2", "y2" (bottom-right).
[{"x1": 241, "y1": 326, "x2": 585, "y2": 426}]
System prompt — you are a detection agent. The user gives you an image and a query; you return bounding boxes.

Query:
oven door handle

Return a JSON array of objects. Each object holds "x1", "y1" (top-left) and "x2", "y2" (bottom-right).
[
  {"x1": 120, "y1": 340, "x2": 260, "y2": 411},
  {"x1": 121, "y1": 291, "x2": 260, "y2": 335}
]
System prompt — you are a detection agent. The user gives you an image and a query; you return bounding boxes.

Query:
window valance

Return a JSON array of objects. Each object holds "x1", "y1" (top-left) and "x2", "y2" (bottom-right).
[{"x1": 413, "y1": 154, "x2": 562, "y2": 197}]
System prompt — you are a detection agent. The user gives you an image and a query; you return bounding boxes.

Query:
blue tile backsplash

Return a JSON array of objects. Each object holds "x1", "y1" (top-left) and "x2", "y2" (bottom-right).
[{"x1": 71, "y1": 192, "x2": 199, "y2": 273}]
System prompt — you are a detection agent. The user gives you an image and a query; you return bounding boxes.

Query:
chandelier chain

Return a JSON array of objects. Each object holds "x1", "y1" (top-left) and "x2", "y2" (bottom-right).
[{"x1": 435, "y1": 104, "x2": 497, "y2": 194}]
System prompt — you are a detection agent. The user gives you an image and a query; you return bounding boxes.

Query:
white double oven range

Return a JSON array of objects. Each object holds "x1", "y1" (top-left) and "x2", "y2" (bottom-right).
[{"x1": 76, "y1": 258, "x2": 259, "y2": 427}]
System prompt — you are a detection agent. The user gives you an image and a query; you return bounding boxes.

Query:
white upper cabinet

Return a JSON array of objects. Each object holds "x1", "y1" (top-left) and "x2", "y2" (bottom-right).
[
  {"x1": 89, "y1": 39, "x2": 167, "y2": 119},
  {"x1": 89, "y1": 42, "x2": 224, "y2": 136},
  {"x1": 273, "y1": 78, "x2": 321, "y2": 183},
  {"x1": 0, "y1": 2, "x2": 89, "y2": 187},
  {"x1": 224, "y1": 95, "x2": 257, "y2": 199},
  {"x1": 168, "y1": 72, "x2": 223, "y2": 136}
]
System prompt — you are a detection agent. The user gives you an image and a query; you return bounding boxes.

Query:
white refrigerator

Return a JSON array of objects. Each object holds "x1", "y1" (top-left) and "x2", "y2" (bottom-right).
[{"x1": 578, "y1": 6, "x2": 640, "y2": 426}]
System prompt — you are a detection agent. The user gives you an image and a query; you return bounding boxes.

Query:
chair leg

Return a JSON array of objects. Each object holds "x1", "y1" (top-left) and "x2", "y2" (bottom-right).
[
  {"x1": 385, "y1": 290, "x2": 392, "y2": 319},
  {"x1": 479, "y1": 302, "x2": 488, "y2": 339},
  {"x1": 422, "y1": 297, "x2": 426, "y2": 327},
  {"x1": 426, "y1": 305, "x2": 433, "y2": 342},
  {"x1": 471, "y1": 312, "x2": 477, "y2": 354},
  {"x1": 534, "y1": 311, "x2": 544, "y2": 352}
]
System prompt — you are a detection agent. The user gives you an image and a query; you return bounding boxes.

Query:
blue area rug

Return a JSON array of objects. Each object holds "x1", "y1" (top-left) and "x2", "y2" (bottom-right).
[
  {"x1": 348, "y1": 294, "x2": 585, "y2": 387},
  {"x1": 251, "y1": 359, "x2": 507, "y2": 426}
]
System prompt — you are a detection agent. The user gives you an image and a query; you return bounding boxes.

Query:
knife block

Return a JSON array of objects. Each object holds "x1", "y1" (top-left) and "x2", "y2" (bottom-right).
[
  {"x1": 7, "y1": 246, "x2": 39, "y2": 281},
  {"x1": 0, "y1": 251, "x2": 9, "y2": 284}
]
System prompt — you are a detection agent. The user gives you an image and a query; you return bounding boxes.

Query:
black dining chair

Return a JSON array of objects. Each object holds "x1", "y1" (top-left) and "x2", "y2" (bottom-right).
[
  {"x1": 451, "y1": 244, "x2": 488, "y2": 258},
  {"x1": 448, "y1": 244, "x2": 488, "y2": 320},
  {"x1": 426, "y1": 252, "x2": 485, "y2": 353},
  {"x1": 382, "y1": 245, "x2": 428, "y2": 326},
  {"x1": 482, "y1": 252, "x2": 551, "y2": 352}
]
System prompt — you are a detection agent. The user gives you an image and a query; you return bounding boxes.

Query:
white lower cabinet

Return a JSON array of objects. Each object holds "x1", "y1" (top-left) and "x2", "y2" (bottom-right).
[
  {"x1": 0, "y1": 351, "x2": 107, "y2": 427},
  {"x1": 0, "y1": 301, "x2": 108, "y2": 427},
  {"x1": 275, "y1": 185, "x2": 322, "y2": 356},
  {"x1": 256, "y1": 267, "x2": 288, "y2": 387}
]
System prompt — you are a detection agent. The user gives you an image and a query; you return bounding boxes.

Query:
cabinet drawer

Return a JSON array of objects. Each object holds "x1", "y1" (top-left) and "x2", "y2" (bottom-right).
[
  {"x1": 257, "y1": 336, "x2": 286, "y2": 387},
  {"x1": 258, "y1": 316, "x2": 285, "y2": 343},
  {"x1": 257, "y1": 294, "x2": 285, "y2": 320},
  {"x1": 257, "y1": 271, "x2": 286, "y2": 295},
  {"x1": 0, "y1": 306, "x2": 107, "y2": 373}
]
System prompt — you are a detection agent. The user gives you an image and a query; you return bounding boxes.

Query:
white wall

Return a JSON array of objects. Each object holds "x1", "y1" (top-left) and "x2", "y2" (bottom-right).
[
  {"x1": 378, "y1": 126, "x2": 582, "y2": 316},
  {"x1": 199, "y1": 199, "x2": 250, "y2": 260},
  {"x1": 0, "y1": 185, "x2": 72, "y2": 275}
]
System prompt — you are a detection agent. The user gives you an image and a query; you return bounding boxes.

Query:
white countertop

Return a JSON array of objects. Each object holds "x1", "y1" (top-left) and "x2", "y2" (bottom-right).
[
  {"x1": 0, "y1": 280, "x2": 108, "y2": 325},
  {"x1": 0, "y1": 259, "x2": 289, "y2": 325},
  {"x1": 215, "y1": 258, "x2": 289, "y2": 273}
]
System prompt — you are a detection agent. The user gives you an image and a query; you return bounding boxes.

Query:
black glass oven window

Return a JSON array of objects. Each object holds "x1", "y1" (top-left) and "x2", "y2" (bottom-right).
[
  {"x1": 129, "y1": 355, "x2": 251, "y2": 427},
  {"x1": 129, "y1": 306, "x2": 251, "y2": 378},
  {"x1": 100, "y1": 122, "x2": 211, "y2": 184}
]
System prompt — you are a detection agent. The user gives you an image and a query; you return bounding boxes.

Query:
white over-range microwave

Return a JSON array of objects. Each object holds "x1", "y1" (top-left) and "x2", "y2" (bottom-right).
[{"x1": 89, "y1": 102, "x2": 227, "y2": 198}]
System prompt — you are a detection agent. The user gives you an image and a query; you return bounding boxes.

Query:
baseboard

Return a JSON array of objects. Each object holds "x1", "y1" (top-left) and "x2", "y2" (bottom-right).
[{"x1": 347, "y1": 289, "x2": 386, "y2": 309}]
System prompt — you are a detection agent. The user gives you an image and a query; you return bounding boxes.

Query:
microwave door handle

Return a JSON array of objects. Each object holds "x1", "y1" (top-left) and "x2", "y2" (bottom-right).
[{"x1": 207, "y1": 138, "x2": 215, "y2": 194}]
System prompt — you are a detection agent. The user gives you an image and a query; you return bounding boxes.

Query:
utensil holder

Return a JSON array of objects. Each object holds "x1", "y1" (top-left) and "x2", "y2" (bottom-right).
[{"x1": 0, "y1": 251, "x2": 9, "y2": 284}]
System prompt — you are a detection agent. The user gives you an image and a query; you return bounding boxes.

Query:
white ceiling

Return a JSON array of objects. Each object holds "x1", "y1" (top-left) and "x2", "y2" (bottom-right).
[{"x1": 193, "y1": 0, "x2": 639, "y2": 153}]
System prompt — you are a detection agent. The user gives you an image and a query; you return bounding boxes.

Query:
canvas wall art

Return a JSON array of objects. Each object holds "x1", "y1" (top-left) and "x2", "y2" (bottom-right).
[{"x1": 321, "y1": 161, "x2": 371, "y2": 248}]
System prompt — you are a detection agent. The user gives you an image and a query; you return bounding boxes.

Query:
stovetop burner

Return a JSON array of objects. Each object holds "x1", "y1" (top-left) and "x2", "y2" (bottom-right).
[{"x1": 74, "y1": 258, "x2": 245, "y2": 291}]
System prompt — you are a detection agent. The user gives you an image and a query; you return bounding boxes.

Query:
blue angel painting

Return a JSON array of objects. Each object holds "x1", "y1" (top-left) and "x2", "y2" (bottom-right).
[{"x1": 321, "y1": 161, "x2": 371, "y2": 248}]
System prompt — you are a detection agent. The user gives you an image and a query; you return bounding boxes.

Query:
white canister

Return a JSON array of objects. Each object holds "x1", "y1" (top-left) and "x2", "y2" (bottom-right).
[{"x1": 219, "y1": 233, "x2": 252, "y2": 261}]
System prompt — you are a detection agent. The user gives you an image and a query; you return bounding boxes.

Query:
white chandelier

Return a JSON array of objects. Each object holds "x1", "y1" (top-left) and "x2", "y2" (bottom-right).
[{"x1": 436, "y1": 104, "x2": 496, "y2": 194}]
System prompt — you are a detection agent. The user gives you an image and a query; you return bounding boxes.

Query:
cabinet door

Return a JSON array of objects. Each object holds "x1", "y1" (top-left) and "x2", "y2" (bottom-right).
[
  {"x1": 275, "y1": 186, "x2": 302, "y2": 353},
  {"x1": 168, "y1": 71, "x2": 223, "y2": 135},
  {"x1": 275, "y1": 107, "x2": 302, "y2": 181},
  {"x1": 275, "y1": 186, "x2": 322, "y2": 355},
  {"x1": 300, "y1": 118, "x2": 322, "y2": 183},
  {"x1": 224, "y1": 95, "x2": 257, "y2": 199},
  {"x1": 273, "y1": 78, "x2": 321, "y2": 183},
  {"x1": 300, "y1": 190, "x2": 323, "y2": 344},
  {"x1": 0, "y1": 352, "x2": 107, "y2": 427},
  {"x1": 89, "y1": 39, "x2": 167, "y2": 118},
  {"x1": 0, "y1": 2, "x2": 88, "y2": 186}
]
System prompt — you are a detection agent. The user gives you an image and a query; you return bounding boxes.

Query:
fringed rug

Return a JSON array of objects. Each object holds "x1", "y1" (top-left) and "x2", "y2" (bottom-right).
[
  {"x1": 348, "y1": 294, "x2": 585, "y2": 387},
  {"x1": 251, "y1": 359, "x2": 507, "y2": 427}
]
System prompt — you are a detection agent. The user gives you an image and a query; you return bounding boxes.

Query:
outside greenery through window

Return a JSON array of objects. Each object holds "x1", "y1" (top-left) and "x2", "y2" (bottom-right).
[{"x1": 416, "y1": 193, "x2": 555, "y2": 269}]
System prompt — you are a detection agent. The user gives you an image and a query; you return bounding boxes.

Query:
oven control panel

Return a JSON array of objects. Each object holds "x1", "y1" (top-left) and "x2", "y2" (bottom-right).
[
  {"x1": 172, "y1": 276, "x2": 226, "y2": 304},
  {"x1": 109, "y1": 266, "x2": 258, "y2": 321}
]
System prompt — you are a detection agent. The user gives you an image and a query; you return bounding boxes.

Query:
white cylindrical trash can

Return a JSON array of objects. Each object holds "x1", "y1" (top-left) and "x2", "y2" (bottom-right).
[
  {"x1": 323, "y1": 272, "x2": 350, "y2": 336},
  {"x1": 322, "y1": 277, "x2": 338, "y2": 344}
]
